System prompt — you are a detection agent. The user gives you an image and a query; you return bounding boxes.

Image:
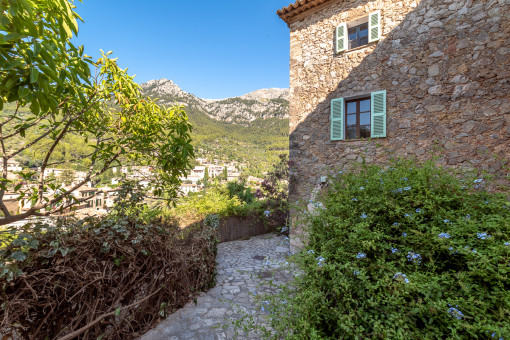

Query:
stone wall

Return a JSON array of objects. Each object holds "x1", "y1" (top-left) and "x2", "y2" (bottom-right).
[
  {"x1": 286, "y1": 0, "x2": 510, "y2": 248},
  {"x1": 216, "y1": 216, "x2": 276, "y2": 243}
]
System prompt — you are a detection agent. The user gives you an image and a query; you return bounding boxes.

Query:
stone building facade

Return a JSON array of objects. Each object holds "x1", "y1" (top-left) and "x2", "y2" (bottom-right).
[{"x1": 277, "y1": 0, "x2": 510, "y2": 248}]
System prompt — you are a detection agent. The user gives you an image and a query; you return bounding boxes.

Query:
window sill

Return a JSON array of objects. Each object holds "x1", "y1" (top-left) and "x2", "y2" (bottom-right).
[
  {"x1": 337, "y1": 41, "x2": 378, "y2": 55},
  {"x1": 338, "y1": 137, "x2": 386, "y2": 142}
]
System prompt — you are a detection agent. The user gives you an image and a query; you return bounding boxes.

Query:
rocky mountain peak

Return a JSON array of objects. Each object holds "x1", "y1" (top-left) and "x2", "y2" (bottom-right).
[
  {"x1": 141, "y1": 78, "x2": 187, "y2": 98},
  {"x1": 141, "y1": 79, "x2": 289, "y2": 124},
  {"x1": 239, "y1": 88, "x2": 289, "y2": 101}
]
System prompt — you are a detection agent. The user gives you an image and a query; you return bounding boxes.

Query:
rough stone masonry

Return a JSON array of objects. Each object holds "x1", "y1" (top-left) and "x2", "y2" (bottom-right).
[{"x1": 279, "y1": 0, "x2": 510, "y2": 248}]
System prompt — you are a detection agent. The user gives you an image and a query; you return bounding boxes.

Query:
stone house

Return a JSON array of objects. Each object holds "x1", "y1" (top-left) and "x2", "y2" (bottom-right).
[{"x1": 277, "y1": 0, "x2": 510, "y2": 248}]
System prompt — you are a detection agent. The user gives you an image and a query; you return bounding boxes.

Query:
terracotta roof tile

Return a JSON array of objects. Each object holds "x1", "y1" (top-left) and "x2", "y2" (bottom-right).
[{"x1": 277, "y1": 0, "x2": 333, "y2": 24}]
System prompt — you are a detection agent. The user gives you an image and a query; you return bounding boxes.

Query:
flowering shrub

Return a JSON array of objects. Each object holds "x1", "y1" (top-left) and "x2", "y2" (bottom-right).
[{"x1": 263, "y1": 159, "x2": 510, "y2": 339}]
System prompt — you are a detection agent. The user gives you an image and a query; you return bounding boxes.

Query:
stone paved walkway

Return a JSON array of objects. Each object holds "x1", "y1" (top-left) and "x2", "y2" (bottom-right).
[{"x1": 140, "y1": 233, "x2": 293, "y2": 340}]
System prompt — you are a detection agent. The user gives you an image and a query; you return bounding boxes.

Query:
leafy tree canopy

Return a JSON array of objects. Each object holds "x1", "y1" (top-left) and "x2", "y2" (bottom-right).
[{"x1": 0, "y1": 0, "x2": 194, "y2": 226}]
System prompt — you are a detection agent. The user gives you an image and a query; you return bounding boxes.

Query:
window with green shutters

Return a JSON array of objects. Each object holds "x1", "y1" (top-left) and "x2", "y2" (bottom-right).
[
  {"x1": 369, "y1": 11, "x2": 381, "y2": 43},
  {"x1": 330, "y1": 90, "x2": 387, "y2": 140},
  {"x1": 371, "y1": 90, "x2": 386, "y2": 138},
  {"x1": 335, "y1": 11, "x2": 381, "y2": 54},
  {"x1": 330, "y1": 98, "x2": 344, "y2": 140},
  {"x1": 336, "y1": 23, "x2": 347, "y2": 53}
]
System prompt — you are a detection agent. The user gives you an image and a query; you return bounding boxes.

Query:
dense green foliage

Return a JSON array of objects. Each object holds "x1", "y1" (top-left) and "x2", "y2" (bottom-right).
[
  {"x1": 161, "y1": 184, "x2": 263, "y2": 228},
  {"x1": 260, "y1": 160, "x2": 510, "y2": 339},
  {"x1": 162, "y1": 156, "x2": 289, "y2": 229}
]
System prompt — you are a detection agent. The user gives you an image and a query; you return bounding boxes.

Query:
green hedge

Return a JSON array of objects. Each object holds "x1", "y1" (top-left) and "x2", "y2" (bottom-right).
[{"x1": 267, "y1": 160, "x2": 510, "y2": 339}]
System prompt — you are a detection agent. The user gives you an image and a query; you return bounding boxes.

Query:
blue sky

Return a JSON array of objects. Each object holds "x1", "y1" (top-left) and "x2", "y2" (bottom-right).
[{"x1": 73, "y1": 0, "x2": 292, "y2": 99}]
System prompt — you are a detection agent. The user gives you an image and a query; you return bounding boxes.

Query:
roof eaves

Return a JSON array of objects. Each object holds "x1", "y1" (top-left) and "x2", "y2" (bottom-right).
[{"x1": 277, "y1": 0, "x2": 332, "y2": 25}]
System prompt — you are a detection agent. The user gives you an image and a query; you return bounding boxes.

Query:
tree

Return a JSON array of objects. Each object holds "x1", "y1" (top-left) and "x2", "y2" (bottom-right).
[
  {"x1": 203, "y1": 167, "x2": 209, "y2": 186},
  {"x1": 59, "y1": 169, "x2": 74, "y2": 186},
  {"x1": 0, "y1": 0, "x2": 194, "y2": 226},
  {"x1": 222, "y1": 166, "x2": 228, "y2": 181}
]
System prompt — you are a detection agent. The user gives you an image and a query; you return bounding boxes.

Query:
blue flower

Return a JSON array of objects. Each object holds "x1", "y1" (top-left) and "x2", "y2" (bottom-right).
[
  {"x1": 391, "y1": 247, "x2": 399, "y2": 254},
  {"x1": 393, "y1": 222, "x2": 400, "y2": 226},
  {"x1": 393, "y1": 272, "x2": 410, "y2": 283},
  {"x1": 404, "y1": 186, "x2": 412, "y2": 191},
  {"x1": 361, "y1": 212, "x2": 368, "y2": 219},
  {"x1": 307, "y1": 249, "x2": 315, "y2": 254},
  {"x1": 415, "y1": 208, "x2": 422, "y2": 213},
  {"x1": 264, "y1": 210, "x2": 271, "y2": 217},
  {"x1": 474, "y1": 178, "x2": 484, "y2": 183},
  {"x1": 405, "y1": 213, "x2": 412, "y2": 218},
  {"x1": 403, "y1": 177, "x2": 408, "y2": 181},
  {"x1": 402, "y1": 232, "x2": 407, "y2": 237},
  {"x1": 448, "y1": 306, "x2": 464, "y2": 320},
  {"x1": 449, "y1": 247, "x2": 458, "y2": 254},
  {"x1": 407, "y1": 252, "x2": 422, "y2": 264},
  {"x1": 505, "y1": 242, "x2": 510, "y2": 247},
  {"x1": 477, "y1": 232, "x2": 492, "y2": 240},
  {"x1": 353, "y1": 270, "x2": 360, "y2": 275},
  {"x1": 484, "y1": 201, "x2": 489, "y2": 204},
  {"x1": 356, "y1": 252, "x2": 367, "y2": 259},
  {"x1": 352, "y1": 198, "x2": 358, "y2": 201},
  {"x1": 438, "y1": 232, "x2": 451, "y2": 239},
  {"x1": 360, "y1": 186, "x2": 365, "y2": 190},
  {"x1": 316, "y1": 256, "x2": 325, "y2": 267},
  {"x1": 444, "y1": 219, "x2": 451, "y2": 224},
  {"x1": 314, "y1": 202, "x2": 325, "y2": 210},
  {"x1": 261, "y1": 300, "x2": 270, "y2": 312},
  {"x1": 393, "y1": 188, "x2": 403, "y2": 194},
  {"x1": 465, "y1": 214, "x2": 470, "y2": 220},
  {"x1": 339, "y1": 171, "x2": 343, "y2": 174}
]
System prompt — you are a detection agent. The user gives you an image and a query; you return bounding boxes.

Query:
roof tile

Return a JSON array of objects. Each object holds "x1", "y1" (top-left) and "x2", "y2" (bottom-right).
[{"x1": 277, "y1": 0, "x2": 332, "y2": 24}]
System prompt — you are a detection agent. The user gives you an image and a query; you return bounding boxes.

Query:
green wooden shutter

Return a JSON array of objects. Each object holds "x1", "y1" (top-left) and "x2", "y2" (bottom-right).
[
  {"x1": 371, "y1": 90, "x2": 386, "y2": 138},
  {"x1": 336, "y1": 23, "x2": 347, "y2": 53},
  {"x1": 331, "y1": 98, "x2": 344, "y2": 140},
  {"x1": 369, "y1": 11, "x2": 381, "y2": 43}
]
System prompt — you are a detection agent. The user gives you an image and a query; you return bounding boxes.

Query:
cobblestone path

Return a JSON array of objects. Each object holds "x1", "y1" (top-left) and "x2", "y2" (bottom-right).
[{"x1": 140, "y1": 233, "x2": 292, "y2": 340}]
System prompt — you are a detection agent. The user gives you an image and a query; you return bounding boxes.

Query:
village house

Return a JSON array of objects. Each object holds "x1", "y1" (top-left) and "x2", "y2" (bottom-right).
[
  {"x1": 2, "y1": 159, "x2": 23, "y2": 180},
  {"x1": 277, "y1": 0, "x2": 510, "y2": 248},
  {"x1": 5, "y1": 159, "x2": 22, "y2": 173},
  {"x1": 191, "y1": 166, "x2": 206, "y2": 178},
  {"x1": 179, "y1": 175, "x2": 201, "y2": 184},
  {"x1": 179, "y1": 183, "x2": 200, "y2": 196}
]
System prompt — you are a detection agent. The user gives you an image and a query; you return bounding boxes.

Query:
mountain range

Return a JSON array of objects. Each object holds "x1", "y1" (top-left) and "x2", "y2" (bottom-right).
[{"x1": 141, "y1": 78, "x2": 289, "y2": 124}]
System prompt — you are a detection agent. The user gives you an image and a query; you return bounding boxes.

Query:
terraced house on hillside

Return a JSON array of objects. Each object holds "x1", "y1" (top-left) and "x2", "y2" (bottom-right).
[{"x1": 277, "y1": 0, "x2": 510, "y2": 248}]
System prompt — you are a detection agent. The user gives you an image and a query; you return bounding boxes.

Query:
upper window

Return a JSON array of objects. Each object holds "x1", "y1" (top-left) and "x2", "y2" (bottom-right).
[
  {"x1": 348, "y1": 23, "x2": 369, "y2": 50},
  {"x1": 335, "y1": 11, "x2": 381, "y2": 53}
]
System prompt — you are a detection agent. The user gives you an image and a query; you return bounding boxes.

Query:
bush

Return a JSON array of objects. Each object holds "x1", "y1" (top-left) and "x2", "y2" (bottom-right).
[
  {"x1": 162, "y1": 185, "x2": 263, "y2": 228},
  {"x1": 257, "y1": 154, "x2": 289, "y2": 234},
  {"x1": 0, "y1": 187, "x2": 217, "y2": 339},
  {"x1": 265, "y1": 159, "x2": 510, "y2": 339},
  {"x1": 227, "y1": 180, "x2": 255, "y2": 204}
]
